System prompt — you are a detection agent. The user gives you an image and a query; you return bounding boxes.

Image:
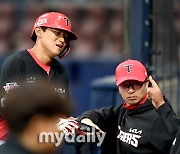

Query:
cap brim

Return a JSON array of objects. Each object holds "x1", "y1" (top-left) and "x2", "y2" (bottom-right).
[
  {"x1": 31, "y1": 29, "x2": 77, "y2": 42},
  {"x1": 67, "y1": 31, "x2": 78, "y2": 40},
  {"x1": 116, "y1": 76, "x2": 146, "y2": 86}
]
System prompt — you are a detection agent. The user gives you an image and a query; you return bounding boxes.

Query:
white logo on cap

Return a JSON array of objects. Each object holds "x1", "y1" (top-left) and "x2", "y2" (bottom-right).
[{"x1": 35, "y1": 18, "x2": 47, "y2": 27}]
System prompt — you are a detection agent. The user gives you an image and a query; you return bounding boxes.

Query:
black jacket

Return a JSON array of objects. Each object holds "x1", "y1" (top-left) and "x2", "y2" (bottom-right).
[
  {"x1": 170, "y1": 128, "x2": 180, "y2": 154},
  {"x1": 79, "y1": 100, "x2": 178, "y2": 154}
]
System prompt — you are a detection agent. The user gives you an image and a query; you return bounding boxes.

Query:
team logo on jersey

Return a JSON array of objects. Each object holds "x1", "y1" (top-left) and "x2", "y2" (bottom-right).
[
  {"x1": 117, "y1": 126, "x2": 142, "y2": 147},
  {"x1": 27, "y1": 77, "x2": 36, "y2": 83},
  {"x1": 55, "y1": 88, "x2": 66, "y2": 94},
  {"x1": 3, "y1": 82, "x2": 19, "y2": 93},
  {"x1": 129, "y1": 128, "x2": 143, "y2": 135}
]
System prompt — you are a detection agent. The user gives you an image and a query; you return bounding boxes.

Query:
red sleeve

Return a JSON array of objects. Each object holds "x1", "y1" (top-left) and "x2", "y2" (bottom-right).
[{"x1": 0, "y1": 117, "x2": 9, "y2": 140}]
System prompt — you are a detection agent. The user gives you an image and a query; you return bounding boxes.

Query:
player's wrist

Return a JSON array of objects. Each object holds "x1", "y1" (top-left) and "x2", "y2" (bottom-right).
[{"x1": 153, "y1": 100, "x2": 165, "y2": 109}]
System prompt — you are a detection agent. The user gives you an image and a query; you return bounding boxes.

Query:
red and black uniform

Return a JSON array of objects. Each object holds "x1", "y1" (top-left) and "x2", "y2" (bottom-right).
[
  {"x1": 78, "y1": 99, "x2": 178, "y2": 154},
  {"x1": 0, "y1": 49, "x2": 70, "y2": 140}
]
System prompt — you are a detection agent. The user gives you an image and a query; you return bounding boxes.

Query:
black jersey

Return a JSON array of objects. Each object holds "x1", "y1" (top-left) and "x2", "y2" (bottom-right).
[
  {"x1": 79, "y1": 100, "x2": 177, "y2": 154},
  {"x1": 0, "y1": 49, "x2": 70, "y2": 114}
]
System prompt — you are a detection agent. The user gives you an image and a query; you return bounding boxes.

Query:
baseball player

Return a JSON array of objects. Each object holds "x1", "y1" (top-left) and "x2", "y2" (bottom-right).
[
  {"x1": 0, "y1": 12, "x2": 79, "y2": 142},
  {"x1": 78, "y1": 59, "x2": 178, "y2": 154}
]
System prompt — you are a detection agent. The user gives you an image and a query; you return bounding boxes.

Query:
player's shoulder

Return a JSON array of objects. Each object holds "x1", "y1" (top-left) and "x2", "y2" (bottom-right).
[
  {"x1": 2, "y1": 50, "x2": 29, "y2": 66},
  {"x1": 5, "y1": 50, "x2": 28, "y2": 60}
]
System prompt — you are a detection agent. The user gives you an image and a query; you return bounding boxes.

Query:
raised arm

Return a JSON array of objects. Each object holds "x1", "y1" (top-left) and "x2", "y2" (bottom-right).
[{"x1": 147, "y1": 76, "x2": 165, "y2": 109}]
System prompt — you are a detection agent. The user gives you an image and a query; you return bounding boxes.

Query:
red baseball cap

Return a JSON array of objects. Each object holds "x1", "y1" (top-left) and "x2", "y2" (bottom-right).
[
  {"x1": 115, "y1": 59, "x2": 148, "y2": 86},
  {"x1": 31, "y1": 12, "x2": 77, "y2": 42}
]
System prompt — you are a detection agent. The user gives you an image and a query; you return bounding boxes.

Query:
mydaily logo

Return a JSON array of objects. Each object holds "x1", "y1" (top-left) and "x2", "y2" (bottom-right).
[{"x1": 38, "y1": 127, "x2": 106, "y2": 147}]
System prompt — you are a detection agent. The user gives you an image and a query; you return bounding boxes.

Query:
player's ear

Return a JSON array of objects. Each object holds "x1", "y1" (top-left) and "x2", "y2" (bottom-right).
[{"x1": 34, "y1": 27, "x2": 43, "y2": 39}]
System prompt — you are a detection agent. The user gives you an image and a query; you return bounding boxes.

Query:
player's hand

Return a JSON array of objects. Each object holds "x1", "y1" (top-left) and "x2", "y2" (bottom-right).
[
  {"x1": 147, "y1": 76, "x2": 165, "y2": 109},
  {"x1": 57, "y1": 117, "x2": 79, "y2": 135},
  {"x1": 57, "y1": 117, "x2": 87, "y2": 136},
  {"x1": 80, "y1": 118, "x2": 104, "y2": 134}
]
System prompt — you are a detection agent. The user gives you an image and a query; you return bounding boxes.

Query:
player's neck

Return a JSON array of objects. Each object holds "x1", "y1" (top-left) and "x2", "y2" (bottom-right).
[{"x1": 31, "y1": 46, "x2": 52, "y2": 65}]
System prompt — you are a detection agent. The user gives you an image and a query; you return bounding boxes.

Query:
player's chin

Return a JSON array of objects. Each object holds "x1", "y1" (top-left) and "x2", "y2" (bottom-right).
[
  {"x1": 53, "y1": 49, "x2": 62, "y2": 56},
  {"x1": 126, "y1": 100, "x2": 139, "y2": 106}
]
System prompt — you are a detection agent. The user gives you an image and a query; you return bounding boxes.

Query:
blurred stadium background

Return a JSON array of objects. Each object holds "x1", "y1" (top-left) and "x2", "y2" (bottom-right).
[{"x1": 0, "y1": 0, "x2": 179, "y2": 118}]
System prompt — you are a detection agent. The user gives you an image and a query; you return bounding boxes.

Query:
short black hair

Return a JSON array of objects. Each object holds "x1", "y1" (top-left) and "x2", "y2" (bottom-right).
[
  {"x1": 40, "y1": 26, "x2": 47, "y2": 32},
  {"x1": 3, "y1": 81, "x2": 70, "y2": 134}
]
